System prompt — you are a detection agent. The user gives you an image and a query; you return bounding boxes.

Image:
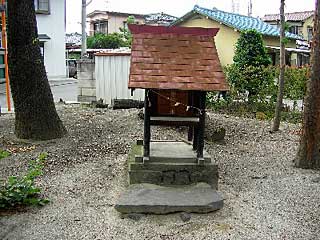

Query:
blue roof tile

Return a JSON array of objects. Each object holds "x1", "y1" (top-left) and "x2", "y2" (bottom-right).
[{"x1": 181, "y1": 5, "x2": 303, "y2": 40}]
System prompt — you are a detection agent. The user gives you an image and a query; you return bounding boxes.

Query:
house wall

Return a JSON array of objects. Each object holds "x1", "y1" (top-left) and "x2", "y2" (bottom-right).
[
  {"x1": 178, "y1": 16, "x2": 239, "y2": 66},
  {"x1": 88, "y1": 13, "x2": 109, "y2": 36},
  {"x1": 108, "y1": 15, "x2": 145, "y2": 34},
  {"x1": 302, "y1": 16, "x2": 314, "y2": 41},
  {"x1": 36, "y1": 0, "x2": 66, "y2": 78},
  {"x1": 178, "y1": 15, "x2": 296, "y2": 66},
  {"x1": 263, "y1": 36, "x2": 296, "y2": 48},
  {"x1": 88, "y1": 13, "x2": 145, "y2": 36}
]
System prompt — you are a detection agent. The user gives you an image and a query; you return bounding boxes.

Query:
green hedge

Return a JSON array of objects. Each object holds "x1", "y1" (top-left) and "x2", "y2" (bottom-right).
[
  {"x1": 223, "y1": 65, "x2": 309, "y2": 102},
  {"x1": 206, "y1": 65, "x2": 309, "y2": 123}
]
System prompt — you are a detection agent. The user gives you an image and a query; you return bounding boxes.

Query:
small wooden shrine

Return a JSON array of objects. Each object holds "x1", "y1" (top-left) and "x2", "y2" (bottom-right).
[
  {"x1": 115, "y1": 25, "x2": 228, "y2": 214},
  {"x1": 128, "y1": 24, "x2": 229, "y2": 164}
]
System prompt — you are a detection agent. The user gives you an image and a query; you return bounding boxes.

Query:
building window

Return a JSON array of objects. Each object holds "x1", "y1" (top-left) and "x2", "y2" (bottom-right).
[
  {"x1": 288, "y1": 26, "x2": 299, "y2": 35},
  {"x1": 307, "y1": 27, "x2": 313, "y2": 41},
  {"x1": 94, "y1": 20, "x2": 108, "y2": 34},
  {"x1": 123, "y1": 21, "x2": 128, "y2": 30},
  {"x1": 34, "y1": 0, "x2": 50, "y2": 14}
]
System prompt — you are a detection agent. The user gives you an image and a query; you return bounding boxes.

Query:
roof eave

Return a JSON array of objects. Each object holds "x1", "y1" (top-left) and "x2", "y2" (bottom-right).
[{"x1": 173, "y1": 7, "x2": 304, "y2": 41}]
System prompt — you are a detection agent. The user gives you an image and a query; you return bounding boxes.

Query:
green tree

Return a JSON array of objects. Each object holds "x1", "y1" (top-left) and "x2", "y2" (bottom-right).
[
  {"x1": 7, "y1": 0, "x2": 66, "y2": 140},
  {"x1": 227, "y1": 30, "x2": 272, "y2": 101},
  {"x1": 119, "y1": 16, "x2": 135, "y2": 47},
  {"x1": 233, "y1": 30, "x2": 271, "y2": 67}
]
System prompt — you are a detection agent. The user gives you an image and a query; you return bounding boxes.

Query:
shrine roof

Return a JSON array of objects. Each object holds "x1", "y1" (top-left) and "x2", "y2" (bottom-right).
[{"x1": 128, "y1": 24, "x2": 229, "y2": 91}]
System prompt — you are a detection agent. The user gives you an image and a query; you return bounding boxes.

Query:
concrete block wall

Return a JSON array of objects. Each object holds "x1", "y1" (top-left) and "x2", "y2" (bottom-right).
[{"x1": 77, "y1": 59, "x2": 96, "y2": 103}]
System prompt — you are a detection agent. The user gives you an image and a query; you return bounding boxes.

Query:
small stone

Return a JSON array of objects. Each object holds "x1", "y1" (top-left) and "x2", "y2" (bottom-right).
[
  {"x1": 311, "y1": 177, "x2": 320, "y2": 183},
  {"x1": 250, "y1": 175, "x2": 267, "y2": 179},
  {"x1": 180, "y1": 212, "x2": 191, "y2": 222}
]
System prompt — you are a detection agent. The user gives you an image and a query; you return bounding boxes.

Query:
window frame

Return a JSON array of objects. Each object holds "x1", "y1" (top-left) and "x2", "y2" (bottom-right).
[
  {"x1": 93, "y1": 20, "x2": 108, "y2": 34},
  {"x1": 307, "y1": 26, "x2": 313, "y2": 42},
  {"x1": 288, "y1": 25, "x2": 299, "y2": 35},
  {"x1": 34, "y1": 0, "x2": 50, "y2": 15}
]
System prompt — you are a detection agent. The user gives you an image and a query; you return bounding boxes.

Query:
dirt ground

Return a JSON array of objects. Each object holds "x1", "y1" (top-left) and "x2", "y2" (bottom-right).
[{"x1": 0, "y1": 104, "x2": 319, "y2": 240}]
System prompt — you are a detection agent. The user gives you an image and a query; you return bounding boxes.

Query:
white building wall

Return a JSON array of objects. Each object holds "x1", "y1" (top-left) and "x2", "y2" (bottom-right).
[{"x1": 36, "y1": 0, "x2": 66, "y2": 78}]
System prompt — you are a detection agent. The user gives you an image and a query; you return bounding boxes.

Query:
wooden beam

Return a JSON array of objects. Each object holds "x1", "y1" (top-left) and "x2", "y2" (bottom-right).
[
  {"x1": 197, "y1": 91, "x2": 206, "y2": 159},
  {"x1": 143, "y1": 90, "x2": 151, "y2": 161}
]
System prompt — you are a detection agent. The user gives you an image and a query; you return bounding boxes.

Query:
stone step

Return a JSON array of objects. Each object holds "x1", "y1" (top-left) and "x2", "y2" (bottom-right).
[
  {"x1": 115, "y1": 183, "x2": 223, "y2": 214},
  {"x1": 129, "y1": 164, "x2": 218, "y2": 188},
  {"x1": 134, "y1": 141, "x2": 211, "y2": 164}
]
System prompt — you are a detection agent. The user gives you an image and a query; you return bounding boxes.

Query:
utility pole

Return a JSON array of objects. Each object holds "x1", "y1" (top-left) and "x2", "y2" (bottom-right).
[
  {"x1": 232, "y1": 0, "x2": 240, "y2": 14},
  {"x1": 81, "y1": 0, "x2": 87, "y2": 58},
  {"x1": 248, "y1": 0, "x2": 253, "y2": 16},
  {"x1": 81, "y1": 0, "x2": 93, "y2": 58}
]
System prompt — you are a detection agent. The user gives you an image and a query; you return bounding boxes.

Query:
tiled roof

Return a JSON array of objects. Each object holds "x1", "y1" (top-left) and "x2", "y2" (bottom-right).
[
  {"x1": 263, "y1": 11, "x2": 314, "y2": 22},
  {"x1": 87, "y1": 10, "x2": 178, "y2": 26},
  {"x1": 173, "y1": 5, "x2": 303, "y2": 40},
  {"x1": 128, "y1": 25, "x2": 229, "y2": 91},
  {"x1": 65, "y1": 32, "x2": 82, "y2": 45},
  {"x1": 87, "y1": 10, "x2": 145, "y2": 19},
  {"x1": 145, "y1": 12, "x2": 178, "y2": 26}
]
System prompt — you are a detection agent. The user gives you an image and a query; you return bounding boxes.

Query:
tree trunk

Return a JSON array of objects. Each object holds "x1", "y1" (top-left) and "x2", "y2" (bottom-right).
[
  {"x1": 7, "y1": 0, "x2": 67, "y2": 140},
  {"x1": 295, "y1": 0, "x2": 320, "y2": 169},
  {"x1": 272, "y1": 0, "x2": 286, "y2": 132}
]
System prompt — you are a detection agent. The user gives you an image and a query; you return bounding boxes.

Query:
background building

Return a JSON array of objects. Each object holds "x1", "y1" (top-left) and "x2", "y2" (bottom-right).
[
  {"x1": 172, "y1": 5, "x2": 303, "y2": 66},
  {"x1": 263, "y1": 11, "x2": 314, "y2": 42},
  {"x1": 87, "y1": 11, "x2": 177, "y2": 36},
  {"x1": 35, "y1": 0, "x2": 66, "y2": 78}
]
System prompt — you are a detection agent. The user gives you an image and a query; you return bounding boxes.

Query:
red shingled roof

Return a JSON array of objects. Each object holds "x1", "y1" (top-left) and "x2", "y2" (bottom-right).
[
  {"x1": 263, "y1": 11, "x2": 314, "y2": 22},
  {"x1": 128, "y1": 25, "x2": 228, "y2": 91}
]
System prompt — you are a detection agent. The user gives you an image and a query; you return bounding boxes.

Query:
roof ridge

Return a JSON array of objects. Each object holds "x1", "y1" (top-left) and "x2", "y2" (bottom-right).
[
  {"x1": 264, "y1": 10, "x2": 314, "y2": 16},
  {"x1": 191, "y1": 4, "x2": 303, "y2": 40}
]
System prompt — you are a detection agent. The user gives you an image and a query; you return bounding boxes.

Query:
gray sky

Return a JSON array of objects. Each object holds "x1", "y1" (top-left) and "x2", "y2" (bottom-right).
[{"x1": 66, "y1": 0, "x2": 316, "y2": 33}]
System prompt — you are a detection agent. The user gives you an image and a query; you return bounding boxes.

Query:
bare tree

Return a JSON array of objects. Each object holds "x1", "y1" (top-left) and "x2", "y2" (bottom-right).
[
  {"x1": 7, "y1": 0, "x2": 66, "y2": 140},
  {"x1": 272, "y1": 0, "x2": 286, "y2": 132},
  {"x1": 295, "y1": 0, "x2": 320, "y2": 169}
]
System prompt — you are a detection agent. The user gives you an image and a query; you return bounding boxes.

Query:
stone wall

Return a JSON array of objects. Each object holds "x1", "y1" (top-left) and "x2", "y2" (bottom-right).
[{"x1": 77, "y1": 59, "x2": 96, "y2": 103}]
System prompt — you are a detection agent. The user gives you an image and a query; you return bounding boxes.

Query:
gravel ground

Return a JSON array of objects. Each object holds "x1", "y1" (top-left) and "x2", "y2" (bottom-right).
[{"x1": 0, "y1": 104, "x2": 319, "y2": 240}]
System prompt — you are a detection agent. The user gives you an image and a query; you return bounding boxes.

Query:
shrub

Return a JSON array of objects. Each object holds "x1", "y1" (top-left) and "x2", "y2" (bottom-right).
[
  {"x1": 0, "y1": 153, "x2": 49, "y2": 209},
  {"x1": 0, "y1": 150, "x2": 10, "y2": 160},
  {"x1": 226, "y1": 30, "x2": 273, "y2": 101},
  {"x1": 273, "y1": 66, "x2": 309, "y2": 100},
  {"x1": 87, "y1": 33, "x2": 126, "y2": 49},
  {"x1": 206, "y1": 99, "x2": 302, "y2": 124},
  {"x1": 225, "y1": 64, "x2": 275, "y2": 102}
]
